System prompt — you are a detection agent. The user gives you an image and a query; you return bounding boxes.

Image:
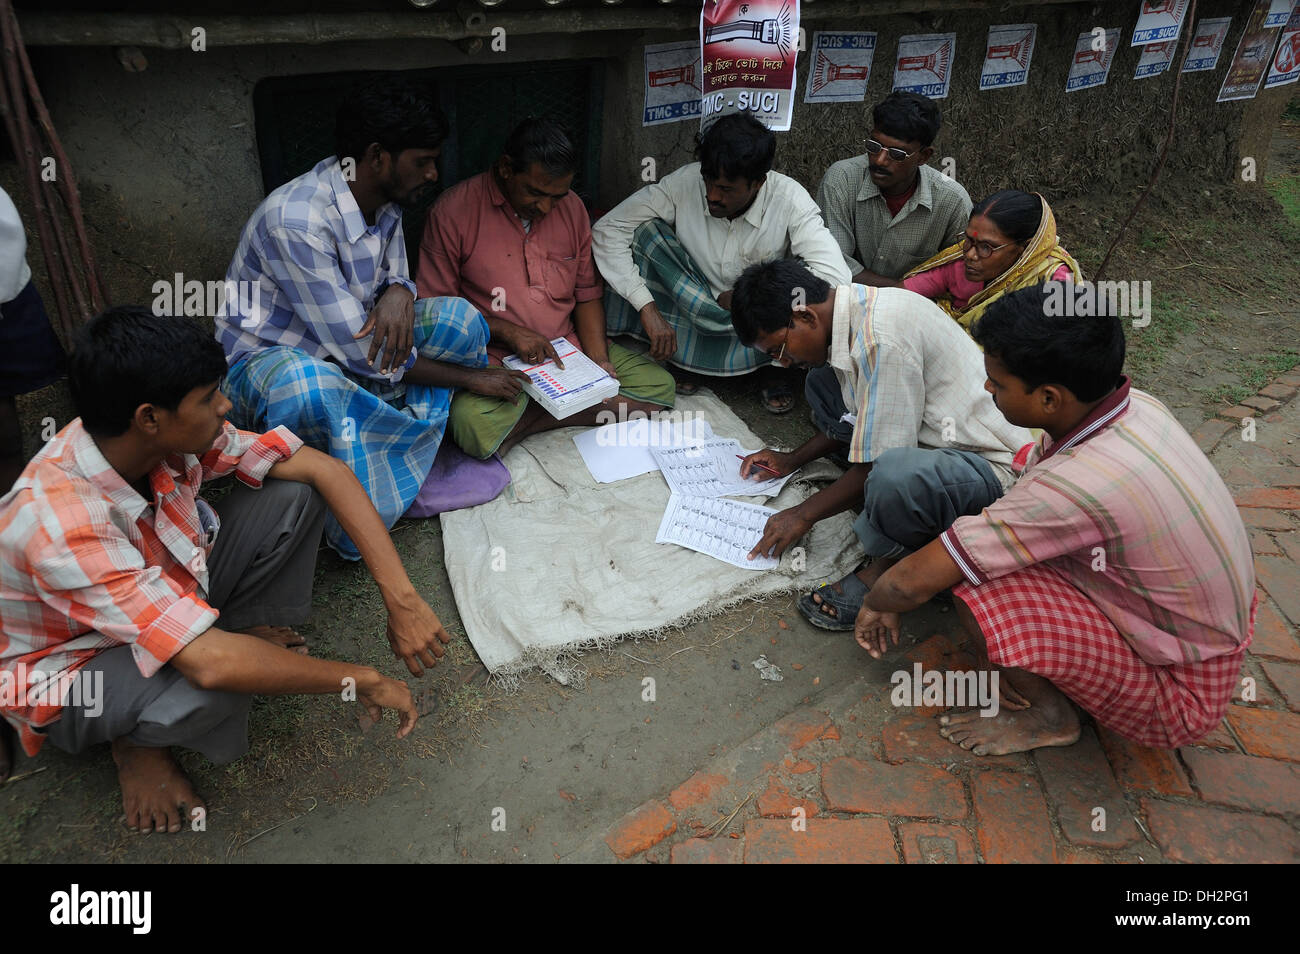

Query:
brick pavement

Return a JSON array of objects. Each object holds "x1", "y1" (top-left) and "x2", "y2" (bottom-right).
[{"x1": 595, "y1": 367, "x2": 1300, "y2": 864}]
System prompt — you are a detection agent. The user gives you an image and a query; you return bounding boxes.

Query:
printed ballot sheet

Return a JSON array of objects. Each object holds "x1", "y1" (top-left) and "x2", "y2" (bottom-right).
[
  {"x1": 503, "y1": 339, "x2": 619, "y2": 419},
  {"x1": 573, "y1": 415, "x2": 714, "y2": 483},
  {"x1": 655, "y1": 494, "x2": 780, "y2": 570},
  {"x1": 650, "y1": 438, "x2": 794, "y2": 498}
]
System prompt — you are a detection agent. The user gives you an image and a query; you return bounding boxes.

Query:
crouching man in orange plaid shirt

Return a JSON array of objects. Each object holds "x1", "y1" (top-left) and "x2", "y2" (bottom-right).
[{"x1": 0, "y1": 306, "x2": 453, "y2": 833}]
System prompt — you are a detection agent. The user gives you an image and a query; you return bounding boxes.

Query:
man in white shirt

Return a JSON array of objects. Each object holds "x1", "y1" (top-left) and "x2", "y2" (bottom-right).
[
  {"x1": 0, "y1": 186, "x2": 66, "y2": 493},
  {"x1": 592, "y1": 114, "x2": 849, "y2": 412}
]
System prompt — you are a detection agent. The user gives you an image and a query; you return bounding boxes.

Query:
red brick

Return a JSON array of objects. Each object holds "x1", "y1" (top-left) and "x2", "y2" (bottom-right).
[
  {"x1": 1251, "y1": 531, "x2": 1283, "y2": 556},
  {"x1": 670, "y1": 837, "x2": 743, "y2": 864},
  {"x1": 881, "y1": 711, "x2": 1030, "y2": 769},
  {"x1": 1250, "y1": 598, "x2": 1300, "y2": 661},
  {"x1": 898, "y1": 822, "x2": 977, "y2": 864},
  {"x1": 820, "y1": 724, "x2": 841, "y2": 741},
  {"x1": 1257, "y1": 557, "x2": 1300, "y2": 626},
  {"x1": 1034, "y1": 729, "x2": 1139, "y2": 848},
  {"x1": 1060, "y1": 849, "x2": 1108, "y2": 864},
  {"x1": 1225, "y1": 706, "x2": 1300, "y2": 761},
  {"x1": 1186, "y1": 719, "x2": 1239, "y2": 752},
  {"x1": 1238, "y1": 508, "x2": 1295, "y2": 531},
  {"x1": 1097, "y1": 725, "x2": 1194, "y2": 796},
  {"x1": 1217, "y1": 405, "x2": 1255, "y2": 422},
  {"x1": 1190, "y1": 418, "x2": 1234, "y2": 453},
  {"x1": 1181, "y1": 748, "x2": 1300, "y2": 814},
  {"x1": 1143, "y1": 799, "x2": 1300, "y2": 863},
  {"x1": 1278, "y1": 532, "x2": 1300, "y2": 564},
  {"x1": 903, "y1": 633, "x2": 958, "y2": 669},
  {"x1": 604, "y1": 801, "x2": 677, "y2": 860},
  {"x1": 1275, "y1": 372, "x2": 1300, "y2": 388},
  {"x1": 667, "y1": 772, "x2": 730, "y2": 812},
  {"x1": 789, "y1": 759, "x2": 816, "y2": 774},
  {"x1": 1259, "y1": 465, "x2": 1300, "y2": 487},
  {"x1": 1236, "y1": 488, "x2": 1300, "y2": 510},
  {"x1": 821, "y1": 757, "x2": 967, "y2": 819},
  {"x1": 772, "y1": 709, "x2": 831, "y2": 752},
  {"x1": 1259, "y1": 659, "x2": 1300, "y2": 711},
  {"x1": 1240, "y1": 395, "x2": 1281, "y2": 413},
  {"x1": 742, "y1": 817, "x2": 898, "y2": 864},
  {"x1": 972, "y1": 770, "x2": 1057, "y2": 863},
  {"x1": 1233, "y1": 662, "x2": 1278, "y2": 707},
  {"x1": 757, "y1": 778, "x2": 820, "y2": 819},
  {"x1": 1258, "y1": 383, "x2": 1297, "y2": 401}
]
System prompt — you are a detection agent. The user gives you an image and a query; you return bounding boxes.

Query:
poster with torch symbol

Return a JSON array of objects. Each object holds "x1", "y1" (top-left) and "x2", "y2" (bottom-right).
[
  {"x1": 804, "y1": 32, "x2": 877, "y2": 103},
  {"x1": 979, "y1": 24, "x2": 1037, "y2": 89},
  {"x1": 1263, "y1": 3, "x2": 1300, "y2": 88},
  {"x1": 1218, "y1": 0, "x2": 1285, "y2": 102},
  {"x1": 1181, "y1": 17, "x2": 1233, "y2": 72},
  {"x1": 892, "y1": 33, "x2": 958, "y2": 99},
  {"x1": 643, "y1": 40, "x2": 704, "y2": 126},
  {"x1": 700, "y1": 0, "x2": 801, "y2": 131},
  {"x1": 1066, "y1": 28, "x2": 1120, "y2": 91}
]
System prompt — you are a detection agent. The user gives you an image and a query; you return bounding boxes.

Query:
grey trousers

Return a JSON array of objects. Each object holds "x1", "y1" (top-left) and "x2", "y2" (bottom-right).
[
  {"x1": 45, "y1": 479, "x2": 327, "y2": 764},
  {"x1": 805, "y1": 365, "x2": 1005, "y2": 559}
]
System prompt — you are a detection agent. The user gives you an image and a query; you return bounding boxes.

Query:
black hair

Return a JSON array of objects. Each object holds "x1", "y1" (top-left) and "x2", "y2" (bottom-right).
[
  {"x1": 503, "y1": 117, "x2": 577, "y2": 177},
  {"x1": 695, "y1": 113, "x2": 776, "y2": 183},
  {"x1": 731, "y1": 258, "x2": 831, "y2": 346},
  {"x1": 971, "y1": 190, "x2": 1043, "y2": 246},
  {"x1": 334, "y1": 75, "x2": 448, "y2": 164},
  {"x1": 972, "y1": 284, "x2": 1125, "y2": 403},
  {"x1": 69, "y1": 306, "x2": 229, "y2": 437},
  {"x1": 871, "y1": 91, "x2": 941, "y2": 148}
]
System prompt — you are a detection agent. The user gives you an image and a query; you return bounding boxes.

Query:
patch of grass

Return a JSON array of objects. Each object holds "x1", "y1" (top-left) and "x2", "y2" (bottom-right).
[
  {"x1": 1202, "y1": 349, "x2": 1300, "y2": 407},
  {"x1": 1125, "y1": 291, "x2": 1201, "y2": 376},
  {"x1": 1266, "y1": 170, "x2": 1300, "y2": 229}
]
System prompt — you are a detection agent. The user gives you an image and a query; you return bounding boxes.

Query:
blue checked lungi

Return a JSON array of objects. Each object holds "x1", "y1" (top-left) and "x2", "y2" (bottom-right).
[
  {"x1": 602, "y1": 219, "x2": 770, "y2": 377},
  {"x1": 224, "y1": 296, "x2": 489, "y2": 560}
]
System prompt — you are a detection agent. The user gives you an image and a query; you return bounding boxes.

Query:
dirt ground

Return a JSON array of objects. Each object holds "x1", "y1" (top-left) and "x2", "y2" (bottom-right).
[{"x1": 2, "y1": 109, "x2": 1298, "y2": 864}]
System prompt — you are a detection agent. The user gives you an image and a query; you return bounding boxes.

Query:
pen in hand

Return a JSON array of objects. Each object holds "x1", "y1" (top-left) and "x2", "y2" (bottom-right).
[{"x1": 737, "y1": 454, "x2": 782, "y2": 478}]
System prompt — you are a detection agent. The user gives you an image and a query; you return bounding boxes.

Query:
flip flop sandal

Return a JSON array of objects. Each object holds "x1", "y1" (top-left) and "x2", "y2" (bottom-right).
[
  {"x1": 761, "y1": 382, "x2": 796, "y2": 414},
  {"x1": 797, "y1": 571, "x2": 871, "y2": 631}
]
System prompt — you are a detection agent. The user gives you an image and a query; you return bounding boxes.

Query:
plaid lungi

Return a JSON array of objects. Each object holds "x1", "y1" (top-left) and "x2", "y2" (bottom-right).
[
  {"x1": 954, "y1": 564, "x2": 1251, "y2": 749},
  {"x1": 224, "y1": 296, "x2": 489, "y2": 560},
  {"x1": 603, "y1": 219, "x2": 770, "y2": 376}
]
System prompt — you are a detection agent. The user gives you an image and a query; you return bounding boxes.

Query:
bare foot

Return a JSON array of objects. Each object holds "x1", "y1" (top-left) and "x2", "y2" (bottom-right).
[
  {"x1": 937, "y1": 691, "x2": 1080, "y2": 756},
  {"x1": 112, "y1": 739, "x2": 206, "y2": 834},
  {"x1": 238, "y1": 625, "x2": 308, "y2": 655}
]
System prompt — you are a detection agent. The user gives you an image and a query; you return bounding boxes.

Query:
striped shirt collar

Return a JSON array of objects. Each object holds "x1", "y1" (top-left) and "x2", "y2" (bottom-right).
[{"x1": 1040, "y1": 376, "x2": 1131, "y2": 461}]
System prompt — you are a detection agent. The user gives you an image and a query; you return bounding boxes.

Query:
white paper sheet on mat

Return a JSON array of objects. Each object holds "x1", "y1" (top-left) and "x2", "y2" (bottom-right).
[{"x1": 438, "y1": 390, "x2": 863, "y2": 684}]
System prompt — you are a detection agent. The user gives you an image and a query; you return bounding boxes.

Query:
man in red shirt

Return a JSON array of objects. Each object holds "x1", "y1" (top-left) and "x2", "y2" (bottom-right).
[
  {"x1": 417, "y1": 118, "x2": 675, "y2": 459},
  {"x1": 0, "y1": 307, "x2": 449, "y2": 831}
]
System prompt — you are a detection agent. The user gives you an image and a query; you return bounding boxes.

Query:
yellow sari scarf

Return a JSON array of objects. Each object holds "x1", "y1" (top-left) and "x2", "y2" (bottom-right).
[{"x1": 904, "y1": 193, "x2": 1083, "y2": 331}]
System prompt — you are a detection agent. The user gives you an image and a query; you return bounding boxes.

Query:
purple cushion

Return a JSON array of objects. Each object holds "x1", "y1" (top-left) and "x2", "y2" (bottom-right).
[{"x1": 404, "y1": 441, "x2": 510, "y2": 518}]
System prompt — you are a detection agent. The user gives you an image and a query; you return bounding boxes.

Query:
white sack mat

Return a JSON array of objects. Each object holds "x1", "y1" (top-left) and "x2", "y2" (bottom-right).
[{"x1": 439, "y1": 391, "x2": 863, "y2": 685}]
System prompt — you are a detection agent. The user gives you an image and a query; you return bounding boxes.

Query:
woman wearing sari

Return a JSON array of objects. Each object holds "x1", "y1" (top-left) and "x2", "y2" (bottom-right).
[{"x1": 888, "y1": 190, "x2": 1083, "y2": 330}]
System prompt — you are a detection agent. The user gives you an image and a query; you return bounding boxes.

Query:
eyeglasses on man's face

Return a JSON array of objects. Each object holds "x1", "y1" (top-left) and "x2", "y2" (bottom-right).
[
  {"x1": 865, "y1": 139, "x2": 919, "y2": 163},
  {"x1": 762, "y1": 319, "x2": 795, "y2": 363}
]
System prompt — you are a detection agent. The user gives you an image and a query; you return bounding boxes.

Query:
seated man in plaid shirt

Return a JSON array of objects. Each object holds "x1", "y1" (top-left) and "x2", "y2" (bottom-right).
[
  {"x1": 854, "y1": 285, "x2": 1255, "y2": 753},
  {"x1": 217, "y1": 76, "x2": 526, "y2": 560},
  {"x1": 0, "y1": 307, "x2": 450, "y2": 830}
]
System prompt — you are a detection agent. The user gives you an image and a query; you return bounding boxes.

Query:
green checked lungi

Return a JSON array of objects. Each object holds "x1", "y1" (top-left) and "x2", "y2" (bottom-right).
[{"x1": 603, "y1": 219, "x2": 770, "y2": 377}]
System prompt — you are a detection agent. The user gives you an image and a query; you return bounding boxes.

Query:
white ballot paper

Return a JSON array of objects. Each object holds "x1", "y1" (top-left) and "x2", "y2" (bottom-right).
[
  {"x1": 573, "y1": 415, "x2": 714, "y2": 483},
  {"x1": 503, "y1": 339, "x2": 620, "y2": 419},
  {"x1": 651, "y1": 438, "x2": 794, "y2": 498},
  {"x1": 655, "y1": 493, "x2": 780, "y2": 570}
]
